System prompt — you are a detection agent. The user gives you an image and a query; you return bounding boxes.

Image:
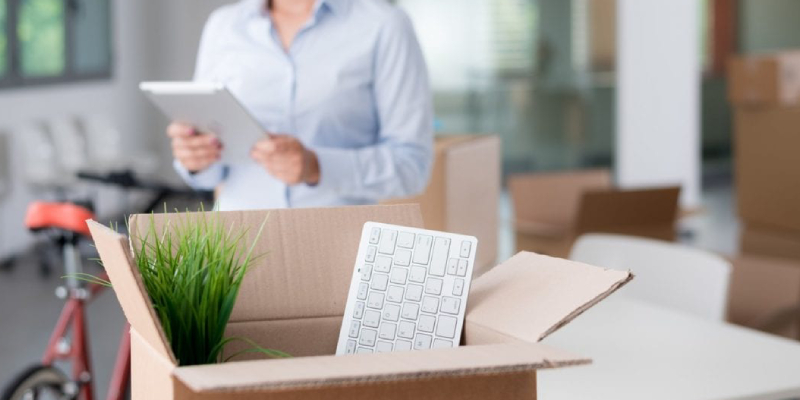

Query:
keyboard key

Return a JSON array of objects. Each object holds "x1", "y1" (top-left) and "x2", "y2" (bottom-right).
[
  {"x1": 414, "y1": 333, "x2": 432, "y2": 350},
  {"x1": 386, "y1": 286, "x2": 404, "y2": 303},
  {"x1": 366, "y1": 246, "x2": 377, "y2": 262},
  {"x1": 398, "y1": 321, "x2": 416, "y2": 339},
  {"x1": 421, "y1": 296, "x2": 439, "y2": 314},
  {"x1": 429, "y1": 237, "x2": 450, "y2": 276},
  {"x1": 370, "y1": 273, "x2": 389, "y2": 291},
  {"x1": 397, "y1": 232, "x2": 415, "y2": 248},
  {"x1": 390, "y1": 268, "x2": 408, "y2": 285},
  {"x1": 447, "y1": 258, "x2": 458, "y2": 275},
  {"x1": 433, "y1": 339, "x2": 453, "y2": 349},
  {"x1": 353, "y1": 301, "x2": 365, "y2": 319},
  {"x1": 361, "y1": 264, "x2": 373, "y2": 281},
  {"x1": 383, "y1": 304, "x2": 400, "y2": 321},
  {"x1": 453, "y1": 279, "x2": 465, "y2": 296},
  {"x1": 349, "y1": 320, "x2": 361, "y2": 338},
  {"x1": 363, "y1": 310, "x2": 381, "y2": 328},
  {"x1": 379, "y1": 322, "x2": 397, "y2": 340},
  {"x1": 367, "y1": 292, "x2": 385, "y2": 309},
  {"x1": 405, "y1": 284, "x2": 423, "y2": 301},
  {"x1": 418, "y1": 315, "x2": 436, "y2": 333},
  {"x1": 401, "y1": 302, "x2": 420, "y2": 320},
  {"x1": 375, "y1": 256, "x2": 392, "y2": 273},
  {"x1": 460, "y1": 240, "x2": 472, "y2": 258},
  {"x1": 357, "y1": 283, "x2": 369, "y2": 300},
  {"x1": 395, "y1": 340, "x2": 413, "y2": 351},
  {"x1": 412, "y1": 235, "x2": 433, "y2": 264},
  {"x1": 346, "y1": 340, "x2": 357, "y2": 354},
  {"x1": 436, "y1": 315, "x2": 458, "y2": 338},
  {"x1": 409, "y1": 266, "x2": 426, "y2": 283},
  {"x1": 376, "y1": 341, "x2": 394, "y2": 353},
  {"x1": 360, "y1": 329, "x2": 377, "y2": 346},
  {"x1": 457, "y1": 259, "x2": 468, "y2": 277},
  {"x1": 378, "y1": 229, "x2": 397, "y2": 255},
  {"x1": 357, "y1": 347, "x2": 373, "y2": 354},
  {"x1": 394, "y1": 250, "x2": 412, "y2": 266},
  {"x1": 369, "y1": 227, "x2": 381, "y2": 244},
  {"x1": 441, "y1": 297, "x2": 460, "y2": 315},
  {"x1": 425, "y1": 278, "x2": 443, "y2": 295}
]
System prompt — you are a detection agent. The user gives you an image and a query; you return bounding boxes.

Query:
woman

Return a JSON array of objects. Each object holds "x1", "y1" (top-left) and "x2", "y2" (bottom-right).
[{"x1": 168, "y1": 0, "x2": 433, "y2": 210}]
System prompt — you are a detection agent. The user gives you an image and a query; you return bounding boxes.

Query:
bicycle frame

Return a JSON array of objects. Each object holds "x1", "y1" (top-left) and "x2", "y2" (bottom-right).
[{"x1": 40, "y1": 239, "x2": 130, "y2": 400}]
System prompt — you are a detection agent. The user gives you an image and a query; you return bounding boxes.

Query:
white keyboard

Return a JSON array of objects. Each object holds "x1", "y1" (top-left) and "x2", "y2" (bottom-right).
[{"x1": 336, "y1": 222, "x2": 478, "y2": 355}]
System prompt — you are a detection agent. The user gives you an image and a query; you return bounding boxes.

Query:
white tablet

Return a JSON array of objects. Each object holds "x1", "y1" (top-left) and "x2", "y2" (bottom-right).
[{"x1": 140, "y1": 81, "x2": 266, "y2": 162}]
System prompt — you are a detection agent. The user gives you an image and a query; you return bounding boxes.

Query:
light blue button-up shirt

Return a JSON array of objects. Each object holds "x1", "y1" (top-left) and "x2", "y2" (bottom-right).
[{"x1": 174, "y1": 0, "x2": 433, "y2": 211}]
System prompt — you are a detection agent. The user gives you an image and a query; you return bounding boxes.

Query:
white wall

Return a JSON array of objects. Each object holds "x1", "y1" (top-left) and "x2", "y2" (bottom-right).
[{"x1": 616, "y1": 0, "x2": 701, "y2": 208}]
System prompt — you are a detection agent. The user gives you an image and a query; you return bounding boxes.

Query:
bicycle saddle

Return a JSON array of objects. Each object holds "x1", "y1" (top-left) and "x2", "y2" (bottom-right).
[{"x1": 25, "y1": 201, "x2": 95, "y2": 238}]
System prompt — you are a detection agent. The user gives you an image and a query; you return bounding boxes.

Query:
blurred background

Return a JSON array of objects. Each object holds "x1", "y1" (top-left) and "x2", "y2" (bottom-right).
[{"x1": 1, "y1": 0, "x2": 800, "y2": 398}]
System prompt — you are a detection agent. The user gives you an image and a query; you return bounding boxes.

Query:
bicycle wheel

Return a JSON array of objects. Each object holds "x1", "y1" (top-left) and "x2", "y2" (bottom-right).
[{"x1": 0, "y1": 364, "x2": 75, "y2": 400}]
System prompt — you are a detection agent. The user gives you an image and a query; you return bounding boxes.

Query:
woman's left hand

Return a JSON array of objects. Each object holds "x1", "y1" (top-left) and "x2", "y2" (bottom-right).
[{"x1": 251, "y1": 134, "x2": 320, "y2": 185}]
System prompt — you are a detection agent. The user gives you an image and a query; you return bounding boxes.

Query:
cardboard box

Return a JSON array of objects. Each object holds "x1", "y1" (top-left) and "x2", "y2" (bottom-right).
[
  {"x1": 734, "y1": 106, "x2": 800, "y2": 231},
  {"x1": 509, "y1": 170, "x2": 680, "y2": 258},
  {"x1": 728, "y1": 51, "x2": 800, "y2": 107},
  {"x1": 740, "y1": 223, "x2": 800, "y2": 261},
  {"x1": 382, "y1": 135, "x2": 501, "y2": 276},
  {"x1": 728, "y1": 255, "x2": 800, "y2": 340},
  {"x1": 88, "y1": 204, "x2": 632, "y2": 399}
]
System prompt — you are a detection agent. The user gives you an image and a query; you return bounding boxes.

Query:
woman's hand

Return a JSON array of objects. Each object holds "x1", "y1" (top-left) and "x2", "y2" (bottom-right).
[
  {"x1": 251, "y1": 134, "x2": 320, "y2": 185},
  {"x1": 167, "y1": 122, "x2": 222, "y2": 173}
]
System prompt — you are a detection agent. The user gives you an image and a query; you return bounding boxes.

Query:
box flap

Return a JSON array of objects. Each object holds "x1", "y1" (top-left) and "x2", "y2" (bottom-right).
[
  {"x1": 128, "y1": 205, "x2": 423, "y2": 323},
  {"x1": 87, "y1": 220, "x2": 177, "y2": 365},
  {"x1": 465, "y1": 251, "x2": 632, "y2": 343},
  {"x1": 575, "y1": 186, "x2": 680, "y2": 235},
  {"x1": 172, "y1": 342, "x2": 588, "y2": 393},
  {"x1": 508, "y1": 169, "x2": 612, "y2": 227}
]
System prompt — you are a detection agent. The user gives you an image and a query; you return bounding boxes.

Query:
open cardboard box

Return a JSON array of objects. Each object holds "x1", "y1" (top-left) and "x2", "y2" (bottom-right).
[
  {"x1": 382, "y1": 135, "x2": 501, "y2": 276},
  {"x1": 509, "y1": 170, "x2": 680, "y2": 258},
  {"x1": 88, "y1": 205, "x2": 632, "y2": 399}
]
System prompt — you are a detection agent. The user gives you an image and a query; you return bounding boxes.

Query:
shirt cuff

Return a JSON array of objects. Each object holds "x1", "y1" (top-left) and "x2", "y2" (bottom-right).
[
  {"x1": 173, "y1": 159, "x2": 226, "y2": 190},
  {"x1": 313, "y1": 147, "x2": 360, "y2": 196}
]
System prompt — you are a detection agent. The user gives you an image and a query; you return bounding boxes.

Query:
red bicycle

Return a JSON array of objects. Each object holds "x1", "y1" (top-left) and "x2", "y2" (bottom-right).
[{"x1": 1, "y1": 201, "x2": 130, "y2": 400}]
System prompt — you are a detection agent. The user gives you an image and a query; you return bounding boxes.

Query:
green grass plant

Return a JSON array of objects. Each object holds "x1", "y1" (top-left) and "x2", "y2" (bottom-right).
[{"x1": 84, "y1": 210, "x2": 290, "y2": 366}]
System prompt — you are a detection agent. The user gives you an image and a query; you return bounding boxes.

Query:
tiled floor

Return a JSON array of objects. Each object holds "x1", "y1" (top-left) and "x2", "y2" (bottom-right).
[{"x1": 0, "y1": 181, "x2": 740, "y2": 395}]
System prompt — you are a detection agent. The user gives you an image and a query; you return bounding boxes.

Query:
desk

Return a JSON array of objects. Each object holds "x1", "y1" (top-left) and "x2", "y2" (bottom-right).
[{"x1": 539, "y1": 296, "x2": 800, "y2": 400}]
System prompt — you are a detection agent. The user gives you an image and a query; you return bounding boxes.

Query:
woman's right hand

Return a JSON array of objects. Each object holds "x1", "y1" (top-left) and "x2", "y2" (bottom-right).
[{"x1": 167, "y1": 122, "x2": 222, "y2": 173}]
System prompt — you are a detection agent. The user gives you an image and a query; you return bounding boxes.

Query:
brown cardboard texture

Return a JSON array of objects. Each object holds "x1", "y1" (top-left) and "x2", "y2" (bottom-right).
[
  {"x1": 728, "y1": 255, "x2": 800, "y2": 340},
  {"x1": 728, "y1": 51, "x2": 800, "y2": 107},
  {"x1": 382, "y1": 135, "x2": 501, "y2": 276},
  {"x1": 741, "y1": 223, "x2": 800, "y2": 261},
  {"x1": 509, "y1": 170, "x2": 679, "y2": 258},
  {"x1": 735, "y1": 106, "x2": 800, "y2": 231},
  {"x1": 89, "y1": 205, "x2": 632, "y2": 399}
]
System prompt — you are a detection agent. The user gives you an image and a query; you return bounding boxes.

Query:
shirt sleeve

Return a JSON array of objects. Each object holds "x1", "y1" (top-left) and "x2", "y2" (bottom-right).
[
  {"x1": 313, "y1": 8, "x2": 434, "y2": 201},
  {"x1": 172, "y1": 9, "x2": 228, "y2": 190}
]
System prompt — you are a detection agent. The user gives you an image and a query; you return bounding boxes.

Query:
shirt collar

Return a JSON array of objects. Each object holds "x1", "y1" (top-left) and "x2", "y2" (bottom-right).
[{"x1": 243, "y1": 0, "x2": 342, "y2": 18}]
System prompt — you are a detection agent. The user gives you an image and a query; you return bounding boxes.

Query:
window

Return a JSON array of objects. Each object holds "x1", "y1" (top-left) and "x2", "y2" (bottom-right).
[{"x1": 0, "y1": 0, "x2": 112, "y2": 88}]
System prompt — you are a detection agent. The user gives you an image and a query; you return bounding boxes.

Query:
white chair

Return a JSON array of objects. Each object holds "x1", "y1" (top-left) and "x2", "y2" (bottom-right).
[
  {"x1": 81, "y1": 115, "x2": 160, "y2": 176},
  {"x1": 49, "y1": 117, "x2": 88, "y2": 182},
  {"x1": 570, "y1": 233, "x2": 732, "y2": 321},
  {"x1": 18, "y1": 123, "x2": 61, "y2": 189}
]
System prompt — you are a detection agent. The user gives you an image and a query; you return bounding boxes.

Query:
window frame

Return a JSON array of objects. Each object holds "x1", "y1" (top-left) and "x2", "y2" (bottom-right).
[{"x1": 0, "y1": 0, "x2": 113, "y2": 89}]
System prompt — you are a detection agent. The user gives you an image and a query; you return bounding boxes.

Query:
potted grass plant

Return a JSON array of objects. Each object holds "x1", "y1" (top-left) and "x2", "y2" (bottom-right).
[{"x1": 85, "y1": 210, "x2": 289, "y2": 366}]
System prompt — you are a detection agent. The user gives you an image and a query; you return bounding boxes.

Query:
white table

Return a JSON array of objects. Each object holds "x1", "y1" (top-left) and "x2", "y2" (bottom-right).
[{"x1": 539, "y1": 296, "x2": 800, "y2": 400}]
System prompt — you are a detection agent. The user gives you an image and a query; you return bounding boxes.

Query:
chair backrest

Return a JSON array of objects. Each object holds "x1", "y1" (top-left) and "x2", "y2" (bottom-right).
[
  {"x1": 570, "y1": 233, "x2": 732, "y2": 321},
  {"x1": 508, "y1": 169, "x2": 612, "y2": 226},
  {"x1": 80, "y1": 115, "x2": 126, "y2": 171},
  {"x1": 575, "y1": 186, "x2": 681, "y2": 240},
  {"x1": 18, "y1": 123, "x2": 61, "y2": 187},
  {"x1": 49, "y1": 117, "x2": 88, "y2": 176}
]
